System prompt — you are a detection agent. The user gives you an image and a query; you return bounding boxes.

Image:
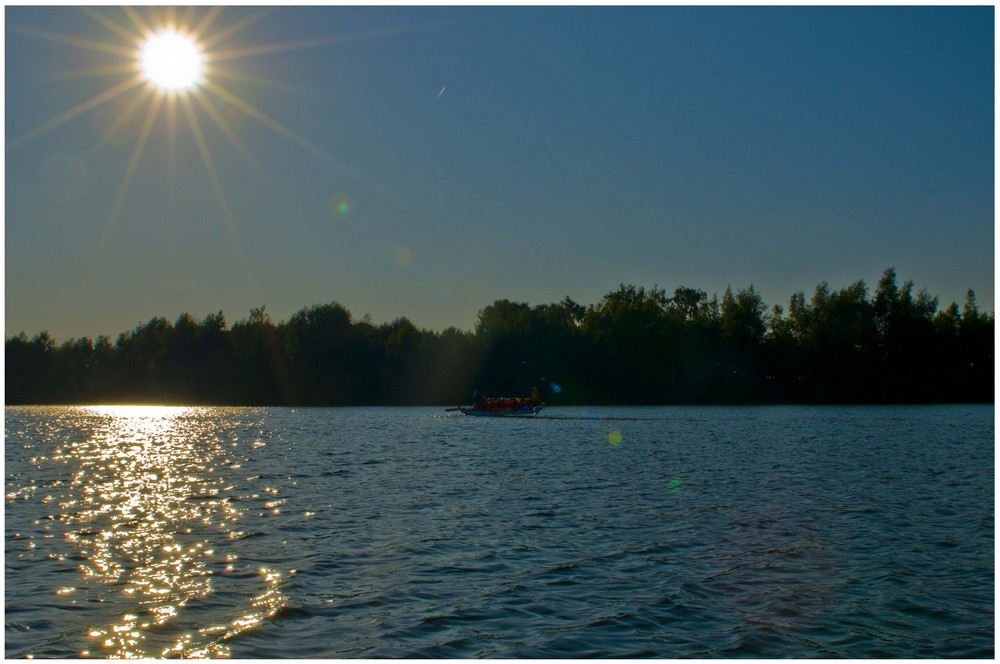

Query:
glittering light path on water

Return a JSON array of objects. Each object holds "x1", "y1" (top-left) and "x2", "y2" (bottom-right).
[{"x1": 6, "y1": 406, "x2": 287, "y2": 658}]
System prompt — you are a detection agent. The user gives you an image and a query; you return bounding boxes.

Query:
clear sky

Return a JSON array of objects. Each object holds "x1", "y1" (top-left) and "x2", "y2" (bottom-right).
[{"x1": 5, "y1": 5, "x2": 995, "y2": 342}]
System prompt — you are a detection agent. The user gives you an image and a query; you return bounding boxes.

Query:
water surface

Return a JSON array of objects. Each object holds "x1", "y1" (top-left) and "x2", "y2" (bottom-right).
[{"x1": 5, "y1": 405, "x2": 994, "y2": 657}]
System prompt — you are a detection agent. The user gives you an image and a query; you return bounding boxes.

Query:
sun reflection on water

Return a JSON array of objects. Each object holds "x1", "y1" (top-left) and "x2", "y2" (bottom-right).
[{"x1": 33, "y1": 406, "x2": 287, "y2": 658}]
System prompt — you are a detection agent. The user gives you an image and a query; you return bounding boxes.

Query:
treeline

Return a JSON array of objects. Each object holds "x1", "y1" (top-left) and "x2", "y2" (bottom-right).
[{"x1": 5, "y1": 268, "x2": 993, "y2": 405}]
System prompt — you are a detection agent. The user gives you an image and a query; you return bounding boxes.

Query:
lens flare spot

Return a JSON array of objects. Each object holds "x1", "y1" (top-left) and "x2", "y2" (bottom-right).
[
  {"x1": 329, "y1": 193, "x2": 354, "y2": 218},
  {"x1": 393, "y1": 246, "x2": 413, "y2": 267},
  {"x1": 608, "y1": 430, "x2": 623, "y2": 446},
  {"x1": 213, "y1": 98, "x2": 238, "y2": 120},
  {"x1": 549, "y1": 382, "x2": 562, "y2": 394},
  {"x1": 667, "y1": 478, "x2": 683, "y2": 493}
]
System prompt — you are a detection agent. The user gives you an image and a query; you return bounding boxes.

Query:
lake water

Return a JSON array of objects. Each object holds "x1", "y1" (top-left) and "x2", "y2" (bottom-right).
[{"x1": 5, "y1": 405, "x2": 993, "y2": 658}]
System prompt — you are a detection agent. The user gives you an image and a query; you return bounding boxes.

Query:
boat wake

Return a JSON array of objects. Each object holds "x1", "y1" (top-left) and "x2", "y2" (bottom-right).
[
  {"x1": 440, "y1": 412, "x2": 666, "y2": 422},
  {"x1": 531, "y1": 415, "x2": 667, "y2": 422}
]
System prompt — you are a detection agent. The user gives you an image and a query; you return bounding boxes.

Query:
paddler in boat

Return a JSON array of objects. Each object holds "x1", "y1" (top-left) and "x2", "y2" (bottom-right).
[
  {"x1": 473, "y1": 390, "x2": 485, "y2": 410},
  {"x1": 530, "y1": 386, "x2": 541, "y2": 405}
]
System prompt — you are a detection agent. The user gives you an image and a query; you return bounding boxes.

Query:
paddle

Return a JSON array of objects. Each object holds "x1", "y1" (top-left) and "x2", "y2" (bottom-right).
[{"x1": 444, "y1": 407, "x2": 464, "y2": 412}]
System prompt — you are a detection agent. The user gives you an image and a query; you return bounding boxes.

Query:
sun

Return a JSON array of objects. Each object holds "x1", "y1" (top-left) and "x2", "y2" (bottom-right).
[{"x1": 140, "y1": 30, "x2": 203, "y2": 91}]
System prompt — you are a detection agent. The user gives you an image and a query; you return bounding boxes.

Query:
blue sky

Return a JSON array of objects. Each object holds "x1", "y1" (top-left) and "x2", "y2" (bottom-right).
[{"x1": 5, "y1": 6, "x2": 994, "y2": 341}]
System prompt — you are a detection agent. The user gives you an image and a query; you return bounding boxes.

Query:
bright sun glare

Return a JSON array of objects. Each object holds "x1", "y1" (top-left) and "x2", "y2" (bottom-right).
[
  {"x1": 9, "y1": 6, "x2": 392, "y2": 300},
  {"x1": 140, "y1": 30, "x2": 203, "y2": 91}
]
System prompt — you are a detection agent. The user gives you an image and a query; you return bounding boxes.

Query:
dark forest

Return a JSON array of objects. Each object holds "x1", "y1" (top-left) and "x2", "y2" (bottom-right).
[{"x1": 6, "y1": 268, "x2": 993, "y2": 406}]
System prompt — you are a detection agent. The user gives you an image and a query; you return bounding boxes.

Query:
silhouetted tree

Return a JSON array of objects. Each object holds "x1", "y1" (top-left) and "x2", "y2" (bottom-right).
[
  {"x1": 719, "y1": 285, "x2": 767, "y2": 399},
  {"x1": 230, "y1": 306, "x2": 291, "y2": 404},
  {"x1": 957, "y1": 289, "x2": 994, "y2": 401},
  {"x1": 581, "y1": 285, "x2": 671, "y2": 403},
  {"x1": 474, "y1": 300, "x2": 535, "y2": 396}
]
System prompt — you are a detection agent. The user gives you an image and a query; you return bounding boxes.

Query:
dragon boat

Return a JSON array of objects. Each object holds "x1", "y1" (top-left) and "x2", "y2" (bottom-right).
[{"x1": 450, "y1": 396, "x2": 544, "y2": 417}]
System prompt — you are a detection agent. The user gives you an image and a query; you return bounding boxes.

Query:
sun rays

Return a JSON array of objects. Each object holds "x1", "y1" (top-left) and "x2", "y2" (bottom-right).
[{"x1": 6, "y1": 6, "x2": 404, "y2": 303}]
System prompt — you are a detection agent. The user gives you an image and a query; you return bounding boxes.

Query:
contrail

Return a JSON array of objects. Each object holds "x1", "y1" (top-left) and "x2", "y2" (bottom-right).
[{"x1": 436, "y1": 86, "x2": 446, "y2": 101}]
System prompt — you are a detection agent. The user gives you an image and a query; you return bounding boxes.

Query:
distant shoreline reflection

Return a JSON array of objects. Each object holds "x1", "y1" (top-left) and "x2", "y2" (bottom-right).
[{"x1": 48, "y1": 406, "x2": 284, "y2": 658}]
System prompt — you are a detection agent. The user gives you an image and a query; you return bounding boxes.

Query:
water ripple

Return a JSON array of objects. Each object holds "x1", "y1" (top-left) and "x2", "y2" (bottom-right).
[{"x1": 6, "y1": 405, "x2": 994, "y2": 658}]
